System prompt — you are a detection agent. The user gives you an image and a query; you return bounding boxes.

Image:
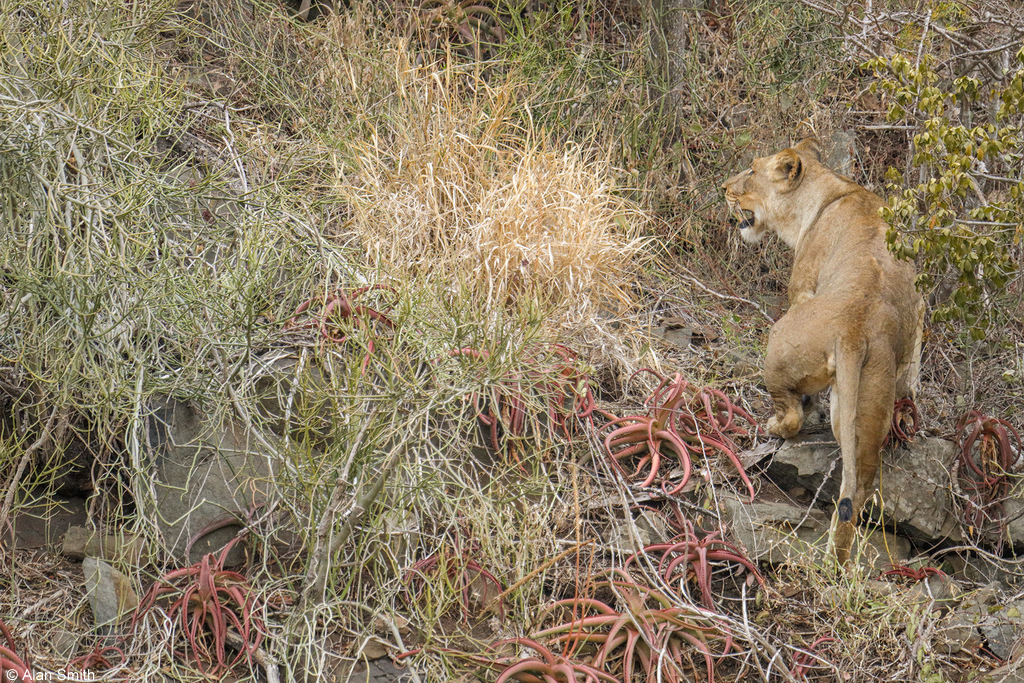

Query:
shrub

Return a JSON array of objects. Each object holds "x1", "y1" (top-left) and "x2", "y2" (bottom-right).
[{"x1": 868, "y1": 48, "x2": 1024, "y2": 338}]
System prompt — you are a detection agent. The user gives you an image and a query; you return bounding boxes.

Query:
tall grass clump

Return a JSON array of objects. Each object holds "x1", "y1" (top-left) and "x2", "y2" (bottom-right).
[{"x1": 328, "y1": 53, "x2": 647, "y2": 327}]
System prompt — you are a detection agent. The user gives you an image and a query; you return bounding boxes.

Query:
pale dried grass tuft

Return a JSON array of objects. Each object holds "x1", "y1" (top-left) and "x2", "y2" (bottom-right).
[{"x1": 332, "y1": 53, "x2": 647, "y2": 325}]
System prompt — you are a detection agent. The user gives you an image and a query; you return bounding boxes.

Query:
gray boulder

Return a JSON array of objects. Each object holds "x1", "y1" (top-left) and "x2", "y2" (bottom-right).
[
  {"x1": 145, "y1": 396, "x2": 279, "y2": 565},
  {"x1": 765, "y1": 432, "x2": 964, "y2": 545},
  {"x1": 719, "y1": 491, "x2": 910, "y2": 568},
  {"x1": 944, "y1": 585, "x2": 1024, "y2": 665},
  {"x1": 83, "y1": 557, "x2": 139, "y2": 630}
]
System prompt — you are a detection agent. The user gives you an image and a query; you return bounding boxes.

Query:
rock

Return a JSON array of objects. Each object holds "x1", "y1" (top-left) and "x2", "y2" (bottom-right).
[
  {"x1": 83, "y1": 558, "x2": 139, "y2": 630},
  {"x1": 979, "y1": 666, "x2": 1024, "y2": 683},
  {"x1": 1012, "y1": 630, "x2": 1024, "y2": 661},
  {"x1": 358, "y1": 638, "x2": 390, "y2": 661},
  {"x1": 905, "y1": 573, "x2": 961, "y2": 614},
  {"x1": 728, "y1": 104, "x2": 751, "y2": 129},
  {"x1": 979, "y1": 615, "x2": 1022, "y2": 662},
  {"x1": 973, "y1": 598, "x2": 1024, "y2": 662},
  {"x1": 947, "y1": 585, "x2": 1024, "y2": 663},
  {"x1": 146, "y1": 396, "x2": 279, "y2": 565},
  {"x1": 720, "y1": 349, "x2": 757, "y2": 378},
  {"x1": 250, "y1": 351, "x2": 335, "y2": 447},
  {"x1": 880, "y1": 438, "x2": 963, "y2": 543},
  {"x1": 932, "y1": 611, "x2": 983, "y2": 654},
  {"x1": 653, "y1": 318, "x2": 695, "y2": 348},
  {"x1": 759, "y1": 294, "x2": 787, "y2": 319},
  {"x1": 651, "y1": 325, "x2": 693, "y2": 348},
  {"x1": 662, "y1": 326, "x2": 693, "y2": 348},
  {"x1": 764, "y1": 430, "x2": 843, "y2": 504},
  {"x1": 373, "y1": 614, "x2": 411, "y2": 638},
  {"x1": 823, "y1": 131, "x2": 858, "y2": 177},
  {"x1": 49, "y1": 628, "x2": 81, "y2": 659},
  {"x1": 62, "y1": 526, "x2": 145, "y2": 564},
  {"x1": 718, "y1": 492, "x2": 910, "y2": 568},
  {"x1": 634, "y1": 508, "x2": 670, "y2": 544},
  {"x1": 604, "y1": 513, "x2": 654, "y2": 553},
  {"x1": 766, "y1": 434, "x2": 964, "y2": 546},
  {"x1": 946, "y1": 553, "x2": 1022, "y2": 588},
  {"x1": 11, "y1": 496, "x2": 87, "y2": 550},
  {"x1": 334, "y1": 656, "x2": 420, "y2": 683},
  {"x1": 999, "y1": 496, "x2": 1024, "y2": 551}
]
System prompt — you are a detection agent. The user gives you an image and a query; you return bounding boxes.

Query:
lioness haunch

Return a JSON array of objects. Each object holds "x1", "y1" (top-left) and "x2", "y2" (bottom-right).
[{"x1": 723, "y1": 138, "x2": 924, "y2": 564}]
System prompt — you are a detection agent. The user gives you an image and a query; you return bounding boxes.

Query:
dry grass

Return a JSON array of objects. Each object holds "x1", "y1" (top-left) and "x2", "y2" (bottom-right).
[
  {"x1": 332, "y1": 52, "x2": 647, "y2": 325},
  {"x1": 0, "y1": 0, "x2": 1022, "y2": 681}
]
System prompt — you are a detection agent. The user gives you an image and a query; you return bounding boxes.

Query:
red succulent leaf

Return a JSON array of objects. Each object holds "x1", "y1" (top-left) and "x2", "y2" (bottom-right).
[
  {"x1": 403, "y1": 532, "x2": 505, "y2": 619},
  {"x1": 954, "y1": 409, "x2": 1022, "y2": 550},
  {"x1": 0, "y1": 620, "x2": 32, "y2": 682},
  {"x1": 599, "y1": 369, "x2": 757, "y2": 501},
  {"x1": 791, "y1": 636, "x2": 836, "y2": 679},
  {"x1": 67, "y1": 643, "x2": 124, "y2": 672},
  {"x1": 283, "y1": 285, "x2": 397, "y2": 373},
  {"x1": 131, "y1": 537, "x2": 263, "y2": 676},
  {"x1": 882, "y1": 563, "x2": 945, "y2": 582},
  {"x1": 451, "y1": 341, "x2": 595, "y2": 465}
]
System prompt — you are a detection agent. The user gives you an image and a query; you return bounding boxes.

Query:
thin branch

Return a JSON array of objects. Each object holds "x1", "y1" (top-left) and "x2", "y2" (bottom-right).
[
  {"x1": 0, "y1": 406, "x2": 63, "y2": 539},
  {"x1": 300, "y1": 433, "x2": 406, "y2": 610}
]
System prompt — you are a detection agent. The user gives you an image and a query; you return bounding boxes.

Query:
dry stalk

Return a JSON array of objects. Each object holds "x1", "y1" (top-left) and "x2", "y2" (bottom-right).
[{"x1": 301, "y1": 437, "x2": 406, "y2": 610}]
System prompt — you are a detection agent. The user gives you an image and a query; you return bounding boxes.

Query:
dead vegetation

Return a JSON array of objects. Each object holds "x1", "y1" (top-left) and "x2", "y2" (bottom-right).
[{"x1": 1, "y1": 0, "x2": 1023, "y2": 681}]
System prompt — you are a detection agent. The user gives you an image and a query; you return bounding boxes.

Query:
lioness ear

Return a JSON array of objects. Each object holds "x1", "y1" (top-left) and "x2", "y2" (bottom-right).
[
  {"x1": 794, "y1": 137, "x2": 821, "y2": 161},
  {"x1": 773, "y1": 149, "x2": 803, "y2": 187}
]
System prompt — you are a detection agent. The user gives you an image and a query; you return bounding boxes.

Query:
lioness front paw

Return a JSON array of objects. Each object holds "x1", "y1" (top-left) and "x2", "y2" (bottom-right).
[{"x1": 767, "y1": 414, "x2": 801, "y2": 439}]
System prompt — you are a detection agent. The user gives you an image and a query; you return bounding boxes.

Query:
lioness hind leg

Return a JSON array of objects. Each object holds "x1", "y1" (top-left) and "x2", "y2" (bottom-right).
[
  {"x1": 764, "y1": 308, "x2": 834, "y2": 439},
  {"x1": 831, "y1": 514, "x2": 856, "y2": 566},
  {"x1": 896, "y1": 301, "x2": 925, "y2": 400},
  {"x1": 832, "y1": 354, "x2": 896, "y2": 564}
]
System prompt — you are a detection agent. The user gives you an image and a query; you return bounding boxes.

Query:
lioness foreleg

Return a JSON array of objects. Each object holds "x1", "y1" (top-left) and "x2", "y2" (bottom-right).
[{"x1": 763, "y1": 307, "x2": 834, "y2": 439}]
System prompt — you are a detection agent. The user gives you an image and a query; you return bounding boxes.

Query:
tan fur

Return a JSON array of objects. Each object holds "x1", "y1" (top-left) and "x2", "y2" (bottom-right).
[{"x1": 723, "y1": 138, "x2": 924, "y2": 564}]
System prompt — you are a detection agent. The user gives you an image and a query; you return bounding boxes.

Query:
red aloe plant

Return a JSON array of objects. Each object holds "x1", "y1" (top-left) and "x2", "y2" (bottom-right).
[
  {"x1": 790, "y1": 636, "x2": 835, "y2": 679},
  {"x1": 67, "y1": 643, "x2": 124, "y2": 673},
  {"x1": 600, "y1": 370, "x2": 757, "y2": 500},
  {"x1": 0, "y1": 619, "x2": 32, "y2": 682},
  {"x1": 132, "y1": 538, "x2": 264, "y2": 676},
  {"x1": 284, "y1": 285, "x2": 396, "y2": 373},
  {"x1": 452, "y1": 342, "x2": 595, "y2": 466},
  {"x1": 403, "y1": 526, "x2": 504, "y2": 619},
  {"x1": 485, "y1": 638, "x2": 620, "y2": 683},
  {"x1": 886, "y1": 397, "x2": 919, "y2": 446},
  {"x1": 532, "y1": 569, "x2": 735, "y2": 683},
  {"x1": 881, "y1": 563, "x2": 946, "y2": 582},
  {"x1": 954, "y1": 409, "x2": 1022, "y2": 549},
  {"x1": 625, "y1": 518, "x2": 764, "y2": 610}
]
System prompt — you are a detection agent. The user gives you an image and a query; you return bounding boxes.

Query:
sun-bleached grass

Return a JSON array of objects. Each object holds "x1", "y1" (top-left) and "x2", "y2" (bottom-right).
[{"x1": 332, "y1": 53, "x2": 647, "y2": 327}]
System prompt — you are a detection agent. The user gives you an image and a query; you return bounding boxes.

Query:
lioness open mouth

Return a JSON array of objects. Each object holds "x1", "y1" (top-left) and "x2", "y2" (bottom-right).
[{"x1": 734, "y1": 210, "x2": 754, "y2": 231}]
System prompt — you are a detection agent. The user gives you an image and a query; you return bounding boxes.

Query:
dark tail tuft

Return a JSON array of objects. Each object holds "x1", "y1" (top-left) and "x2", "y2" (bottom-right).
[{"x1": 838, "y1": 497, "x2": 853, "y2": 522}]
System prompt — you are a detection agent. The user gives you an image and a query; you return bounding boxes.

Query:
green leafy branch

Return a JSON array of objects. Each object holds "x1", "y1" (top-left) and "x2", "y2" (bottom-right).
[{"x1": 867, "y1": 48, "x2": 1024, "y2": 338}]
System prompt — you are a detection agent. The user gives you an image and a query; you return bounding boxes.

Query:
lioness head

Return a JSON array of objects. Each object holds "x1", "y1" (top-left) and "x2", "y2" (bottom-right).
[{"x1": 723, "y1": 138, "x2": 822, "y2": 244}]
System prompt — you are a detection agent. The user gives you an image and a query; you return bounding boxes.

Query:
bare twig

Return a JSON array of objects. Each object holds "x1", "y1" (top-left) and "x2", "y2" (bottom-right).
[
  {"x1": 224, "y1": 629, "x2": 281, "y2": 683},
  {"x1": 300, "y1": 432, "x2": 406, "y2": 609}
]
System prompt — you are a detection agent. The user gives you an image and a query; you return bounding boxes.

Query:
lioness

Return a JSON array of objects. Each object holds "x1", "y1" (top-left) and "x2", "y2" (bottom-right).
[{"x1": 723, "y1": 138, "x2": 924, "y2": 564}]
